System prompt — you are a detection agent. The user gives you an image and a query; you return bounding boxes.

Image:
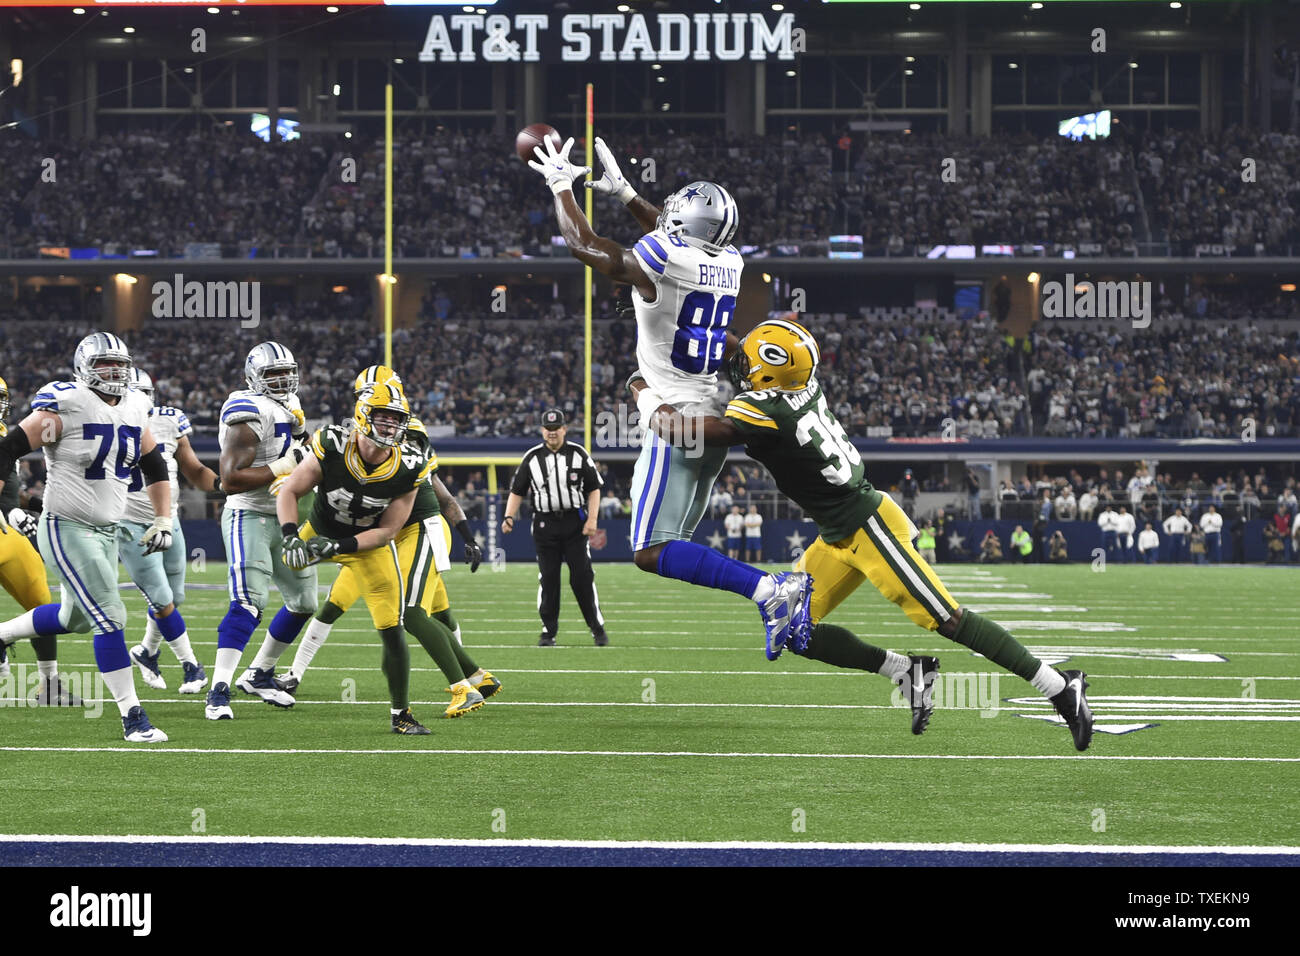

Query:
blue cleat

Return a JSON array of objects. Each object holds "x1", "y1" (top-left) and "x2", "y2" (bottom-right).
[
  {"x1": 122, "y1": 704, "x2": 168, "y2": 742},
  {"x1": 130, "y1": 643, "x2": 166, "y2": 690},
  {"x1": 786, "y1": 574, "x2": 815, "y2": 655},
  {"x1": 205, "y1": 681, "x2": 234, "y2": 720},
  {"x1": 235, "y1": 667, "x2": 295, "y2": 708},
  {"x1": 179, "y1": 660, "x2": 208, "y2": 695},
  {"x1": 759, "y1": 571, "x2": 812, "y2": 661}
]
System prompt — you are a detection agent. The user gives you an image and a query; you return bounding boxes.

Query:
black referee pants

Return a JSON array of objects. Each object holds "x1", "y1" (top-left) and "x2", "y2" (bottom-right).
[{"x1": 534, "y1": 513, "x2": 604, "y2": 638}]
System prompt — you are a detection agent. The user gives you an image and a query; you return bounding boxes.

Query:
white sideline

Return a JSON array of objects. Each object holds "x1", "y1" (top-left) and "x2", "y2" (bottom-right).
[
  {"x1": 0, "y1": 834, "x2": 1296, "y2": 854},
  {"x1": 3, "y1": 745, "x2": 1298, "y2": 762}
]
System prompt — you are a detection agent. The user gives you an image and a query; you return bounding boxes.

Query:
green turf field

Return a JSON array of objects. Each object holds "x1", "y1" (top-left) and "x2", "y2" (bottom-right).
[{"x1": 2, "y1": 560, "x2": 1297, "y2": 848}]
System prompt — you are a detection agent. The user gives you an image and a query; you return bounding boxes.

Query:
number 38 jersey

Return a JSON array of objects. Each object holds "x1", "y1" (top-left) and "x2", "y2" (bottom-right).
[
  {"x1": 724, "y1": 380, "x2": 882, "y2": 544},
  {"x1": 30, "y1": 381, "x2": 153, "y2": 527},
  {"x1": 123, "y1": 405, "x2": 191, "y2": 525},
  {"x1": 307, "y1": 424, "x2": 434, "y2": 539},
  {"x1": 219, "y1": 389, "x2": 298, "y2": 516},
  {"x1": 631, "y1": 228, "x2": 743, "y2": 407}
]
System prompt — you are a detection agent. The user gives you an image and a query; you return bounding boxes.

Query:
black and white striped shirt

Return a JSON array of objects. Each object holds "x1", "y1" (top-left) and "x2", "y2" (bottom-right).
[{"x1": 510, "y1": 441, "x2": 603, "y2": 515}]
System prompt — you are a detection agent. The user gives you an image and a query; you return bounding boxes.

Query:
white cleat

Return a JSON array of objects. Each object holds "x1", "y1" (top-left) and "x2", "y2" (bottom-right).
[
  {"x1": 235, "y1": 667, "x2": 296, "y2": 708},
  {"x1": 122, "y1": 705, "x2": 169, "y2": 742}
]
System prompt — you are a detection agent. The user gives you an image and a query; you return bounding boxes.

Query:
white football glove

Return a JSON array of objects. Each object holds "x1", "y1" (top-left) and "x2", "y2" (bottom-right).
[
  {"x1": 635, "y1": 384, "x2": 666, "y2": 424},
  {"x1": 141, "y1": 515, "x2": 174, "y2": 555},
  {"x1": 284, "y1": 394, "x2": 307, "y2": 439},
  {"x1": 269, "y1": 442, "x2": 309, "y2": 478},
  {"x1": 584, "y1": 136, "x2": 636, "y2": 205},
  {"x1": 527, "y1": 136, "x2": 590, "y2": 196},
  {"x1": 6, "y1": 508, "x2": 37, "y2": 540}
]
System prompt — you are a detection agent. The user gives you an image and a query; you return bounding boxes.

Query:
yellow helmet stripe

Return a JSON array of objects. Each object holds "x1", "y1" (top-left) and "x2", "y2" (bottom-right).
[{"x1": 762, "y1": 318, "x2": 820, "y2": 364}]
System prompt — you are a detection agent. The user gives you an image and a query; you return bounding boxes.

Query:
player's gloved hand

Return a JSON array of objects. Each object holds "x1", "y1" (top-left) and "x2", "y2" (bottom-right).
[
  {"x1": 284, "y1": 394, "x2": 307, "y2": 439},
  {"x1": 269, "y1": 442, "x2": 309, "y2": 477},
  {"x1": 6, "y1": 508, "x2": 37, "y2": 540},
  {"x1": 615, "y1": 288, "x2": 637, "y2": 322},
  {"x1": 455, "y1": 520, "x2": 482, "y2": 572},
  {"x1": 281, "y1": 534, "x2": 314, "y2": 570},
  {"x1": 528, "y1": 136, "x2": 590, "y2": 196},
  {"x1": 141, "y1": 516, "x2": 174, "y2": 555},
  {"x1": 584, "y1": 136, "x2": 636, "y2": 204},
  {"x1": 307, "y1": 537, "x2": 345, "y2": 562}
]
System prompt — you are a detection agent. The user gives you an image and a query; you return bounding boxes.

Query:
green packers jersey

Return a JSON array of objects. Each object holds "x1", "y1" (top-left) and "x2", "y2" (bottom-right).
[
  {"x1": 724, "y1": 381, "x2": 881, "y2": 543},
  {"x1": 308, "y1": 424, "x2": 435, "y2": 539},
  {"x1": 405, "y1": 416, "x2": 441, "y2": 526},
  {"x1": 0, "y1": 422, "x2": 18, "y2": 514}
]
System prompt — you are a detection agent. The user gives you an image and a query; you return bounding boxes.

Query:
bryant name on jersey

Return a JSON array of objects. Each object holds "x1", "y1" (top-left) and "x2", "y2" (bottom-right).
[{"x1": 31, "y1": 381, "x2": 154, "y2": 527}]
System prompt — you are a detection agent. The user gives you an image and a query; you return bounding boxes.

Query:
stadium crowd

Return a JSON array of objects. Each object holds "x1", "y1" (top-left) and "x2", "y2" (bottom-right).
[{"x1": 3, "y1": 125, "x2": 1298, "y2": 256}]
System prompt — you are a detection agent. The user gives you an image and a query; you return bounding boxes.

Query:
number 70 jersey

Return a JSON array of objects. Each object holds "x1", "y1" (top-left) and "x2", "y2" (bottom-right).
[
  {"x1": 631, "y1": 229, "x2": 742, "y2": 407},
  {"x1": 31, "y1": 380, "x2": 154, "y2": 527},
  {"x1": 724, "y1": 380, "x2": 884, "y2": 545}
]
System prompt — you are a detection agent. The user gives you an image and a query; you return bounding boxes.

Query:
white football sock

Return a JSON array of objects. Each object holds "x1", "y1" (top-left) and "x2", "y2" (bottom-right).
[
  {"x1": 467, "y1": 667, "x2": 485, "y2": 682},
  {"x1": 142, "y1": 616, "x2": 164, "y2": 655},
  {"x1": 750, "y1": 575, "x2": 776, "y2": 604},
  {"x1": 101, "y1": 666, "x2": 140, "y2": 717},
  {"x1": 250, "y1": 635, "x2": 292, "y2": 671},
  {"x1": 878, "y1": 650, "x2": 911, "y2": 682},
  {"x1": 1031, "y1": 663, "x2": 1066, "y2": 699},
  {"x1": 213, "y1": 647, "x2": 244, "y2": 689},
  {"x1": 452, "y1": 678, "x2": 472, "y2": 692},
  {"x1": 167, "y1": 632, "x2": 198, "y2": 667},
  {"x1": 37, "y1": 659, "x2": 57, "y2": 680},
  {"x1": 0, "y1": 610, "x2": 38, "y2": 645},
  {"x1": 291, "y1": 619, "x2": 333, "y2": 677},
  {"x1": 391, "y1": 707, "x2": 403, "y2": 716}
]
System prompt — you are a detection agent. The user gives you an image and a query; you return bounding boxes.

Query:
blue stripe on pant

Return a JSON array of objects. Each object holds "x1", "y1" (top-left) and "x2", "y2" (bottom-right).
[
  {"x1": 630, "y1": 432, "x2": 728, "y2": 552},
  {"x1": 220, "y1": 506, "x2": 318, "y2": 615},
  {"x1": 37, "y1": 513, "x2": 125, "y2": 635}
]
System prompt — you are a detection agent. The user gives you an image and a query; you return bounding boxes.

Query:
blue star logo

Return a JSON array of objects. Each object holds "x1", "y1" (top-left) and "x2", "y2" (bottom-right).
[{"x1": 681, "y1": 185, "x2": 703, "y2": 202}]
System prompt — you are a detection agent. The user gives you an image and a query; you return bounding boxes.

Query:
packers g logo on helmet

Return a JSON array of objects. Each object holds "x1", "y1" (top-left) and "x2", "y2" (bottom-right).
[
  {"x1": 353, "y1": 382, "x2": 410, "y2": 448},
  {"x1": 728, "y1": 318, "x2": 819, "y2": 394},
  {"x1": 354, "y1": 365, "x2": 404, "y2": 400}
]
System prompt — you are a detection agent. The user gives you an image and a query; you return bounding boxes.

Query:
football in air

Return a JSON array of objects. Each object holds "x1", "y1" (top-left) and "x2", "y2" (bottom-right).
[{"x1": 516, "y1": 123, "x2": 562, "y2": 162}]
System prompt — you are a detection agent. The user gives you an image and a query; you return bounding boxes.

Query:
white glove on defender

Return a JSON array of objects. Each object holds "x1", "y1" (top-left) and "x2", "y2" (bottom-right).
[
  {"x1": 141, "y1": 515, "x2": 174, "y2": 555},
  {"x1": 6, "y1": 508, "x2": 36, "y2": 539},
  {"x1": 528, "y1": 136, "x2": 590, "y2": 195},
  {"x1": 585, "y1": 137, "x2": 637, "y2": 205}
]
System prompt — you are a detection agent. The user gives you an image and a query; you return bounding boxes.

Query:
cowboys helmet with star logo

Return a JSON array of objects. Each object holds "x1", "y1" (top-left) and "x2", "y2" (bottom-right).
[
  {"x1": 728, "y1": 317, "x2": 820, "y2": 394},
  {"x1": 656, "y1": 180, "x2": 739, "y2": 254}
]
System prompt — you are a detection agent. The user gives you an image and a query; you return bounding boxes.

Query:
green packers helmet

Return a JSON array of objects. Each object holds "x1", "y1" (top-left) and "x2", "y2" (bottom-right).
[
  {"x1": 353, "y1": 381, "x2": 410, "y2": 448},
  {"x1": 354, "y1": 365, "x2": 405, "y2": 400},
  {"x1": 727, "y1": 317, "x2": 820, "y2": 394},
  {"x1": 0, "y1": 375, "x2": 8, "y2": 421}
]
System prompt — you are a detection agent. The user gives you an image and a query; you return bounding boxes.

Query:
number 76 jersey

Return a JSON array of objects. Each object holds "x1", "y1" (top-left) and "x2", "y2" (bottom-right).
[
  {"x1": 31, "y1": 380, "x2": 154, "y2": 527},
  {"x1": 724, "y1": 380, "x2": 884, "y2": 544},
  {"x1": 219, "y1": 389, "x2": 300, "y2": 515},
  {"x1": 631, "y1": 229, "x2": 741, "y2": 407}
]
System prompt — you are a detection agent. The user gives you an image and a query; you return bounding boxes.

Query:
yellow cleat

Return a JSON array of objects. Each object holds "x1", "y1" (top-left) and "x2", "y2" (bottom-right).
[
  {"x1": 444, "y1": 685, "x2": 485, "y2": 718},
  {"x1": 471, "y1": 671, "x2": 502, "y2": 699}
]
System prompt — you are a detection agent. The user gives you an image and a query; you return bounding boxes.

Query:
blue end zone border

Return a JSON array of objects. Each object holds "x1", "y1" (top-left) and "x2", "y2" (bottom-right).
[{"x1": 4, "y1": 840, "x2": 1298, "y2": 867}]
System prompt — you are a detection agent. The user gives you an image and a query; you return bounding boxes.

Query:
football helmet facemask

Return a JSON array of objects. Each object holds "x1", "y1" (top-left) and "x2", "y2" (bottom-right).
[
  {"x1": 353, "y1": 382, "x2": 410, "y2": 448},
  {"x1": 129, "y1": 367, "x2": 155, "y2": 401},
  {"x1": 0, "y1": 375, "x2": 9, "y2": 421},
  {"x1": 73, "y1": 332, "x2": 134, "y2": 398},
  {"x1": 656, "y1": 181, "x2": 739, "y2": 254},
  {"x1": 728, "y1": 318, "x2": 820, "y2": 394},
  {"x1": 245, "y1": 342, "x2": 299, "y2": 404}
]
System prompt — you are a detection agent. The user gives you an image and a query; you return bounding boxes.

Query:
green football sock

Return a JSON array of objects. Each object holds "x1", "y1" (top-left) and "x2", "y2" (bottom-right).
[
  {"x1": 949, "y1": 609, "x2": 1041, "y2": 682},
  {"x1": 797, "y1": 622, "x2": 887, "y2": 672},
  {"x1": 433, "y1": 607, "x2": 479, "y2": 675},
  {"x1": 404, "y1": 608, "x2": 467, "y2": 684},
  {"x1": 29, "y1": 634, "x2": 57, "y2": 663},
  {"x1": 316, "y1": 600, "x2": 346, "y2": 625},
  {"x1": 378, "y1": 625, "x2": 409, "y2": 710}
]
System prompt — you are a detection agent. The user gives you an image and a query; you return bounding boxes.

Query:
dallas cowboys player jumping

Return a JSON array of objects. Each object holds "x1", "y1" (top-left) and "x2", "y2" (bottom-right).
[
  {"x1": 207, "y1": 343, "x2": 314, "y2": 720},
  {"x1": 529, "y1": 135, "x2": 811, "y2": 653}
]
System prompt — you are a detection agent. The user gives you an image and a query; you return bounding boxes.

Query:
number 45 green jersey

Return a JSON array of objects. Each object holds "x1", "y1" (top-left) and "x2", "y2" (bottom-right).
[
  {"x1": 308, "y1": 424, "x2": 435, "y2": 539},
  {"x1": 724, "y1": 381, "x2": 882, "y2": 544}
]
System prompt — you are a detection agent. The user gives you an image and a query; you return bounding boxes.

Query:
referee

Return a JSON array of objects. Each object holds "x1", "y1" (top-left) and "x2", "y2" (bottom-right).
[{"x1": 502, "y1": 408, "x2": 609, "y2": 647}]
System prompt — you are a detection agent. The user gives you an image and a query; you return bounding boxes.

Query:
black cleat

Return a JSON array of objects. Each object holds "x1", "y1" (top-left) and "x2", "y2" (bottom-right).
[
  {"x1": 537, "y1": 633, "x2": 556, "y2": 647},
  {"x1": 392, "y1": 708, "x2": 431, "y2": 735},
  {"x1": 1050, "y1": 669, "x2": 1094, "y2": 751},
  {"x1": 592, "y1": 631, "x2": 609, "y2": 647},
  {"x1": 896, "y1": 655, "x2": 940, "y2": 735}
]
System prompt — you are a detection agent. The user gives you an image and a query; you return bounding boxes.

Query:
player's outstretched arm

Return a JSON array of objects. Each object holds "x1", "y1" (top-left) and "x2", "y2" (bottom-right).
[
  {"x1": 530, "y1": 136, "x2": 656, "y2": 301},
  {"x1": 585, "y1": 136, "x2": 660, "y2": 233},
  {"x1": 175, "y1": 434, "x2": 221, "y2": 493},
  {"x1": 629, "y1": 378, "x2": 740, "y2": 448},
  {"x1": 221, "y1": 422, "x2": 303, "y2": 493}
]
